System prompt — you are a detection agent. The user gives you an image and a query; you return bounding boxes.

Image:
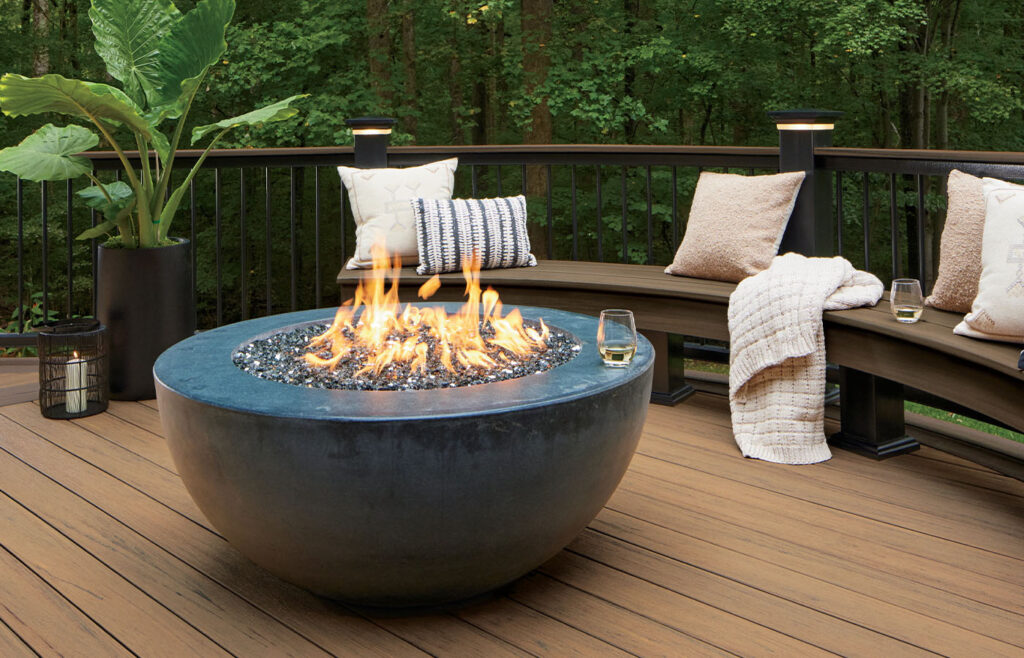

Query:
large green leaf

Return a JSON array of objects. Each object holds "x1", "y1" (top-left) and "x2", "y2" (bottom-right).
[
  {"x1": 0, "y1": 74, "x2": 152, "y2": 139},
  {"x1": 0, "y1": 124, "x2": 99, "y2": 181},
  {"x1": 77, "y1": 180, "x2": 134, "y2": 217},
  {"x1": 191, "y1": 94, "x2": 308, "y2": 144},
  {"x1": 150, "y1": 0, "x2": 234, "y2": 109},
  {"x1": 89, "y1": 0, "x2": 181, "y2": 107},
  {"x1": 77, "y1": 219, "x2": 120, "y2": 240},
  {"x1": 149, "y1": 128, "x2": 171, "y2": 167}
]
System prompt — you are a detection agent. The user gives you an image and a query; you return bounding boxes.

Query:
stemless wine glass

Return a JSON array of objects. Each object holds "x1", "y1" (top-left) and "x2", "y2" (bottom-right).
[
  {"x1": 597, "y1": 309, "x2": 638, "y2": 367},
  {"x1": 890, "y1": 278, "x2": 924, "y2": 324}
]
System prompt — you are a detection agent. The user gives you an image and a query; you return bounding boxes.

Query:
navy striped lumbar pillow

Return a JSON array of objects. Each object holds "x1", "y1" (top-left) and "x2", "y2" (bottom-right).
[{"x1": 412, "y1": 195, "x2": 538, "y2": 275}]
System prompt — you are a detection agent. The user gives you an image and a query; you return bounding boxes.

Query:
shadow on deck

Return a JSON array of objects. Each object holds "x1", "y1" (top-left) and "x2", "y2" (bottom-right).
[{"x1": 0, "y1": 393, "x2": 1021, "y2": 656}]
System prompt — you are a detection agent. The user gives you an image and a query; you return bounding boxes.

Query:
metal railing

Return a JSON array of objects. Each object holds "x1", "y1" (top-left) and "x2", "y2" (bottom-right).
[{"x1": 3, "y1": 139, "x2": 1024, "y2": 350}]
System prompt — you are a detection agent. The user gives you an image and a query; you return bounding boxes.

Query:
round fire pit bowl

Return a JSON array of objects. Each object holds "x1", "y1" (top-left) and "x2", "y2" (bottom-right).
[{"x1": 154, "y1": 304, "x2": 654, "y2": 608}]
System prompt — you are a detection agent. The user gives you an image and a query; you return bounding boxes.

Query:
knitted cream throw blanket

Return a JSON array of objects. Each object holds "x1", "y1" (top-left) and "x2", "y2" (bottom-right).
[{"x1": 728, "y1": 253, "x2": 883, "y2": 464}]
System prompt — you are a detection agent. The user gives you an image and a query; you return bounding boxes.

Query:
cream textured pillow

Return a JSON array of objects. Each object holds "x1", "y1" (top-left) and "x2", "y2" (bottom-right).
[
  {"x1": 339, "y1": 158, "x2": 458, "y2": 269},
  {"x1": 925, "y1": 170, "x2": 986, "y2": 313},
  {"x1": 953, "y1": 178, "x2": 1024, "y2": 344},
  {"x1": 665, "y1": 171, "x2": 806, "y2": 282}
]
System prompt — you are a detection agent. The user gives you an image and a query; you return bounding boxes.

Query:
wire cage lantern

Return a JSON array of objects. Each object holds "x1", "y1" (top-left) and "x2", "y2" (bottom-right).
[{"x1": 37, "y1": 318, "x2": 109, "y2": 419}]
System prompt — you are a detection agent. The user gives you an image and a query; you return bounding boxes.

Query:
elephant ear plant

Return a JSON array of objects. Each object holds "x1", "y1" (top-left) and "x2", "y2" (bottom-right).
[{"x1": 0, "y1": 0, "x2": 307, "y2": 248}]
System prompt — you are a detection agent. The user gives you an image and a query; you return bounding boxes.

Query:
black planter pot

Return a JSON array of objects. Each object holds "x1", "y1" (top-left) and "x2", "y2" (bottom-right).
[{"x1": 97, "y1": 238, "x2": 195, "y2": 400}]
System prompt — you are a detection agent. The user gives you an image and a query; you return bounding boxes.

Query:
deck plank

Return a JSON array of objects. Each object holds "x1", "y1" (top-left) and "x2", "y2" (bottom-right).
[
  {"x1": 0, "y1": 493, "x2": 226, "y2": 656},
  {"x1": 0, "y1": 436, "x2": 334, "y2": 656},
  {"x1": 601, "y1": 492, "x2": 1024, "y2": 648},
  {"x1": 623, "y1": 456, "x2": 1024, "y2": 610},
  {"x1": 0, "y1": 545, "x2": 127, "y2": 657},
  {"x1": 2, "y1": 403, "x2": 210, "y2": 529},
  {"x1": 364, "y1": 614, "x2": 530, "y2": 657},
  {"x1": 615, "y1": 468, "x2": 1024, "y2": 651},
  {"x1": 0, "y1": 412, "x2": 426, "y2": 657},
  {"x1": 507, "y1": 572, "x2": 731, "y2": 657},
  {"x1": 537, "y1": 550, "x2": 830, "y2": 656},
  {"x1": 1, "y1": 391, "x2": 1021, "y2": 656},
  {"x1": 454, "y1": 596, "x2": 634, "y2": 657},
  {"x1": 0, "y1": 358, "x2": 37, "y2": 408},
  {"x1": 71, "y1": 404, "x2": 180, "y2": 474},
  {"x1": 0, "y1": 619, "x2": 35, "y2": 658},
  {"x1": 568, "y1": 524, "x2": 931, "y2": 656}
]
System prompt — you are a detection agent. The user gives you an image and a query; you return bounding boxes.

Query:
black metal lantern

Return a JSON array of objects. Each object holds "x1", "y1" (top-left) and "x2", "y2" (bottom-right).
[{"x1": 37, "y1": 318, "x2": 109, "y2": 419}]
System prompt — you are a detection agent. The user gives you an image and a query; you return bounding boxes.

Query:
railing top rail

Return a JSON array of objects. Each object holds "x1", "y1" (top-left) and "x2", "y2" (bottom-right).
[
  {"x1": 816, "y1": 146, "x2": 1024, "y2": 164},
  {"x1": 81, "y1": 144, "x2": 781, "y2": 170},
  {"x1": 816, "y1": 146, "x2": 1024, "y2": 179}
]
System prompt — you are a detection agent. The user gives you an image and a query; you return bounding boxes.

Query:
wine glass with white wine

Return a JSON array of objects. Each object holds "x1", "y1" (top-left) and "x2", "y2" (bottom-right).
[
  {"x1": 890, "y1": 279, "x2": 924, "y2": 323},
  {"x1": 597, "y1": 309, "x2": 637, "y2": 367}
]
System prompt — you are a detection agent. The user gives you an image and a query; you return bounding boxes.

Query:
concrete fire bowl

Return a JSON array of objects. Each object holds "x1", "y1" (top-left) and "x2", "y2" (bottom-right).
[{"x1": 154, "y1": 305, "x2": 654, "y2": 608}]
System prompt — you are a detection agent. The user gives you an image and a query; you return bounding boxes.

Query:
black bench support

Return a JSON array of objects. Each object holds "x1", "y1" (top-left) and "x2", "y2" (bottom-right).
[
  {"x1": 640, "y1": 330, "x2": 694, "y2": 406},
  {"x1": 830, "y1": 367, "x2": 920, "y2": 459}
]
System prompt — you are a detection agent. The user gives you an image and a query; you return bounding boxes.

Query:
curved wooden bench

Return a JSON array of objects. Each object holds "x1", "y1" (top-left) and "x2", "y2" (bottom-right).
[{"x1": 338, "y1": 260, "x2": 1024, "y2": 457}]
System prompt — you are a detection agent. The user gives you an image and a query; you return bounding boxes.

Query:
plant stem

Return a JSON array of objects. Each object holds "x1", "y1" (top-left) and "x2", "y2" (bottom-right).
[
  {"x1": 134, "y1": 134, "x2": 157, "y2": 247},
  {"x1": 84, "y1": 172, "x2": 114, "y2": 205},
  {"x1": 158, "y1": 127, "x2": 231, "y2": 241},
  {"x1": 152, "y1": 76, "x2": 204, "y2": 221}
]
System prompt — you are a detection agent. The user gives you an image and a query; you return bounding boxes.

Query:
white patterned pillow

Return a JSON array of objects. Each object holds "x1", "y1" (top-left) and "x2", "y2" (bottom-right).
[
  {"x1": 338, "y1": 158, "x2": 458, "y2": 269},
  {"x1": 413, "y1": 195, "x2": 538, "y2": 275},
  {"x1": 953, "y1": 178, "x2": 1024, "y2": 344}
]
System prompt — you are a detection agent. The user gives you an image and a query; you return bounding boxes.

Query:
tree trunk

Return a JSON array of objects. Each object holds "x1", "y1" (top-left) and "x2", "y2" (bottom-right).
[
  {"x1": 400, "y1": 5, "x2": 416, "y2": 138},
  {"x1": 485, "y1": 18, "x2": 503, "y2": 144},
  {"x1": 622, "y1": 0, "x2": 638, "y2": 141},
  {"x1": 449, "y1": 53, "x2": 464, "y2": 145},
  {"x1": 366, "y1": 0, "x2": 392, "y2": 111},
  {"x1": 521, "y1": 0, "x2": 552, "y2": 147},
  {"x1": 471, "y1": 80, "x2": 486, "y2": 145},
  {"x1": 31, "y1": 0, "x2": 49, "y2": 76},
  {"x1": 521, "y1": 0, "x2": 553, "y2": 255},
  {"x1": 66, "y1": 0, "x2": 79, "y2": 72}
]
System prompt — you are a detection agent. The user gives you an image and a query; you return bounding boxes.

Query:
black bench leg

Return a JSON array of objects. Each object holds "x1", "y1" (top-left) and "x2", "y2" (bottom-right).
[
  {"x1": 639, "y1": 330, "x2": 694, "y2": 406},
  {"x1": 829, "y1": 368, "x2": 920, "y2": 459}
]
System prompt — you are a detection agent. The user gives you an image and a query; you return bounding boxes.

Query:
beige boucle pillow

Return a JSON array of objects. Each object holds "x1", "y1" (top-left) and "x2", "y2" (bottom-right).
[
  {"x1": 339, "y1": 158, "x2": 458, "y2": 269},
  {"x1": 953, "y1": 178, "x2": 1024, "y2": 344},
  {"x1": 665, "y1": 171, "x2": 805, "y2": 282},
  {"x1": 925, "y1": 170, "x2": 985, "y2": 313}
]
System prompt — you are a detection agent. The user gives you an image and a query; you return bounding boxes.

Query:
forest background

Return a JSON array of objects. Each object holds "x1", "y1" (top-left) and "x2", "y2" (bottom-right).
[{"x1": 1, "y1": 0, "x2": 1022, "y2": 333}]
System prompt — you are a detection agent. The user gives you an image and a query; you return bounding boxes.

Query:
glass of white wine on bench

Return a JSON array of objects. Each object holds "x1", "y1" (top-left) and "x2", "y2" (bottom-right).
[
  {"x1": 891, "y1": 278, "x2": 924, "y2": 323},
  {"x1": 597, "y1": 310, "x2": 638, "y2": 367}
]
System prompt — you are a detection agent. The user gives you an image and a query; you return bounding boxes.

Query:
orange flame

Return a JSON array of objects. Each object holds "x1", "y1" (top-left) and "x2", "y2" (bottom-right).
[{"x1": 303, "y1": 244, "x2": 549, "y2": 379}]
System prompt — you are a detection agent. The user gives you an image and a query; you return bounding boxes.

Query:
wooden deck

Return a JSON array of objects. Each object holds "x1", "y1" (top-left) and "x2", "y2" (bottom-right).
[{"x1": 0, "y1": 393, "x2": 1021, "y2": 656}]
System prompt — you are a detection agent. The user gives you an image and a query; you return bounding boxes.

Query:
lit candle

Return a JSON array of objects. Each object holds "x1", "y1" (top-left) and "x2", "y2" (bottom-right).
[{"x1": 66, "y1": 351, "x2": 87, "y2": 414}]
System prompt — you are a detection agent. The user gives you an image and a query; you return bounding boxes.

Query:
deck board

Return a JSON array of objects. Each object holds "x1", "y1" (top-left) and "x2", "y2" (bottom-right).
[{"x1": 1, "y1": 393, "x2": 1022, "y2": 656}]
